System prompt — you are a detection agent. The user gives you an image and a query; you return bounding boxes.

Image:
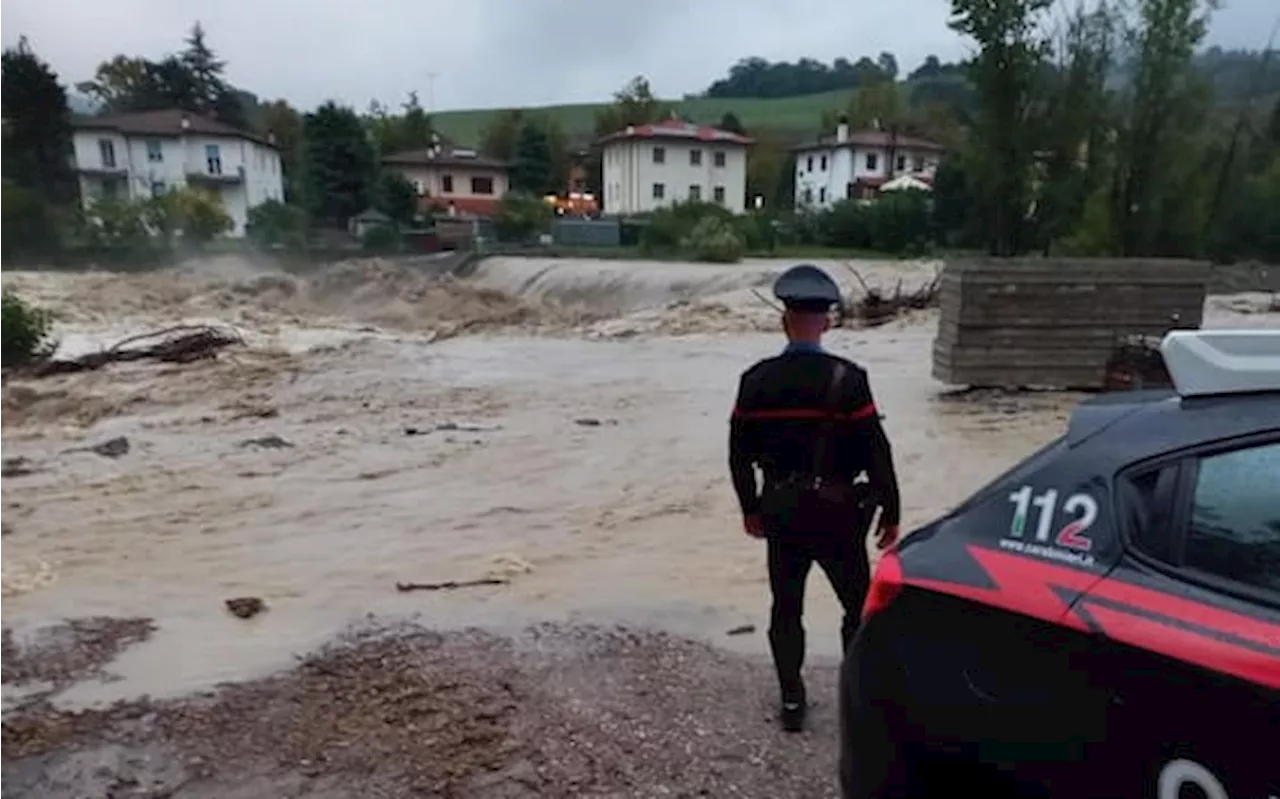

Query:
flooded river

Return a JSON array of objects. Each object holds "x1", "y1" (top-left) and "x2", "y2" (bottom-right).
[{"x1": 2, "y1": 256, "x2": 1274, "y2": 709}]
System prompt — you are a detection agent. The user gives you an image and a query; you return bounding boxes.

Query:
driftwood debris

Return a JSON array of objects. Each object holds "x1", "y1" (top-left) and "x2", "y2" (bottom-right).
[
  {"x1": 20, "y1": 325, "x2": 244, "y2": 378},
  {"x1": 395, "y1": 578, "x2": 510, "y2": 592},
  {"x1": 839, "y1": 263, "x2": 941, "y2": 328}
]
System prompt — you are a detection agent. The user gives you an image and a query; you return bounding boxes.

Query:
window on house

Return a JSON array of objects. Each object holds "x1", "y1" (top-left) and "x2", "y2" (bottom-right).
[
  {"x1": 471, "y1": 176, "x2": 495, "y2": 195},
  {"x1": 98, "y1": 139, "x2": 116, "y2": 169},
  {"x1": 820, "y1": 155, "x2": 828, "y2": 171},
  {"x1": 690, "y1": 149, "x2": 702, "y2": 166},
  {"x1": 713, "y1": 186, "x2": 726, "y2": 204},
  {"x1": 713, "y1": 151, "x2": 726, "y2": 168},
  {"x1": 806, "y1": 156, "x2": 814, "y2": 172},
  {"x1": 652, "y1": 146, "x2": 666, "y2": 164},
  {"x1": 412, "y1": 179, "x2": 426, "y2": 196},
  {"x1": 1185, "y1": 442, "x2": 1280, "y2": 593},
  {"x1": 846, "y1": 182, "x2": 855, "y2": 199},
  {"x1": 442, "y1": 175, "x2": 454, "y2": 193},
  {"x1": 819, "y1": 187, "x2": 827, "y2": 204},
  {"x1": 146, "y1": 140, "x2": 163, "y2": 163},
  {"x1": 150, "y1": 181, "x2": 166, "y2": 198},
  {"x1": 865, "y1": 153, "x2": 878, "y2": 171},
  {"x1": 688, "y1": 184, "x2": 701, "y2": 201},
  {"x1": 652, "y1": 182, "x2": 665, "y2": 200},
  {"x1": 205, "y1": 144, "x2": 222, "y2": 175},
  {"x1": 801, "y1": 188, "x2": 812, "y2": 204},
  {"x1": 896, "y1": 155, "x2": 907, "y2": 172},
  {"x1": 913, "y1": 156, "x2": 925, "y2": 172}
]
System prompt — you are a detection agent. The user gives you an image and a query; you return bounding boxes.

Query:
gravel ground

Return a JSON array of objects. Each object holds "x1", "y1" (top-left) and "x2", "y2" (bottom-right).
[{"x1": 1, "y1": 619, "x2": 844, "y2": 798}]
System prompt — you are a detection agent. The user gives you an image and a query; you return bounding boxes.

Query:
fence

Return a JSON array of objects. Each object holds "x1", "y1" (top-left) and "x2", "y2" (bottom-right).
[
  {"x1": 551, "y1": 218, "x2": 622, "y2": 248},
  {"x1": 932, "y1": 258, "x2": 1210, "y2": 390}
]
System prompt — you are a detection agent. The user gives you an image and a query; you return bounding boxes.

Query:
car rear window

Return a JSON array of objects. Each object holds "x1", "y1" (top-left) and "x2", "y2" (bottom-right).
[{"x1": 1187, "y1": 441, "x2": 1280, "y2": 594}]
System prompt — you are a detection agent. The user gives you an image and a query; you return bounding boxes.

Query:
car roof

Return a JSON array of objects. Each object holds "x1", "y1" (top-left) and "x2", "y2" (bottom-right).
[{"x1": 1067, "y1": 390, "x2": 1280, "y2": 465}]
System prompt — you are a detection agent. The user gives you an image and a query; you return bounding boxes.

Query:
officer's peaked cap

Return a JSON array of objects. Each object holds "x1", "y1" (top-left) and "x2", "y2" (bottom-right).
[{"x1": 772, "y1": 264, "x2": 841, "y2": 313}]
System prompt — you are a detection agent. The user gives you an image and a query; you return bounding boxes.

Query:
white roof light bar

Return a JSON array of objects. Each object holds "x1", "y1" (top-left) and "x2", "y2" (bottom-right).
[{"x1": 1161, "y1": 329, "x2": 1280, "y2": 398}]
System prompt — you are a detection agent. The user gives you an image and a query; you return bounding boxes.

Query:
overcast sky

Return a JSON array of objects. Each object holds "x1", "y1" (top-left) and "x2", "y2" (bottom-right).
[{"x1": 3, "y1": 0, "x2": 1275, "y2": 113}]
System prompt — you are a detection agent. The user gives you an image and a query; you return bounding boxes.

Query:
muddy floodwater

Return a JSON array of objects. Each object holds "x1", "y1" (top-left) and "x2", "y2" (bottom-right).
[{"x1": 2, "y1": 257, "x2": 1275, "y2": 711}]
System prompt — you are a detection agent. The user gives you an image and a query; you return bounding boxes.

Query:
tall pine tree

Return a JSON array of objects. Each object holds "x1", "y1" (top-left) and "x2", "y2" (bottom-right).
[{"x1": 2, "y1": 37, "x2": 76, "y2": 203}]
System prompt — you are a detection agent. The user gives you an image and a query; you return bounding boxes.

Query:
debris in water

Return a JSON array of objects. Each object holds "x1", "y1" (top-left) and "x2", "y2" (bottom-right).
[
  {"x1": 2, "y1": 456, "x2": 39, "y2": 477},
  {"x1": 573, "y1": 417, "x2": 617, "y2": 427},
  {"x1": 15, "y1": 324, "x2": 244, "y2": 378},
  {"x1": 726, "y1": 624, "x2": 756, "y2": 636},
  {"x1": 395, "y1": 578, "x2": 509, "y2": 592},
  {"x1": 238, "y1": 435, "x2": 293, "y2": 449},
  {"x1": 405, "y1": 421, "x2": 502, "y2": 436},
  {"x1": 840, "y1": 262, "x2": 941, "y2": 328},
  {"x1": 90, "y1": 436, "x2": 131, "y2": 458},
  {"x1": 225, "y1": 597, "x2": 267, "y2": 619}
]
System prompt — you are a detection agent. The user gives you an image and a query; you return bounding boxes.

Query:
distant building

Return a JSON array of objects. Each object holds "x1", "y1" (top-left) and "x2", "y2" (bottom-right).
[
  {"x1": 70, "y1": 109, "x2": 284, "y2": 236},
  {"x1": 597, "y1": 118, "x2": 753, "y2": 214},
  {"x1": 383, "y1": 145, "x2": 510, "y2": 218},
  {"x1": 792, "y1": 117, "x2": 944, "y2": 210}
]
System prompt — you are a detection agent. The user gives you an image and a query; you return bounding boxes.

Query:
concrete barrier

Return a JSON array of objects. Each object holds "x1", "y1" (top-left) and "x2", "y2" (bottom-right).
[{"x1": 932, "y1": 258, "x2": 1209, "y2": 389}]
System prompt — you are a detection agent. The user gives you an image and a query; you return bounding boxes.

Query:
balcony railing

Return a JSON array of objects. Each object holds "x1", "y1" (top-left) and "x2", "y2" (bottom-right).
[{"x1": 185, "y1": 162, "x2": 245, "y2": 183}]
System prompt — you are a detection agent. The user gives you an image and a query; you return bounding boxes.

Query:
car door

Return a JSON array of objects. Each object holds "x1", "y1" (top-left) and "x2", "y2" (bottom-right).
[{"x1": 1079, "y1": 433, "x2": 1280, "y2": 799}]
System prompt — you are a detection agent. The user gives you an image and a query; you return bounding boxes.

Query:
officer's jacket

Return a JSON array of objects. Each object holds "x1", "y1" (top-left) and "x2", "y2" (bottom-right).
[{"x1": 729, "y1": 349, "x2": 901, "y2": 527}]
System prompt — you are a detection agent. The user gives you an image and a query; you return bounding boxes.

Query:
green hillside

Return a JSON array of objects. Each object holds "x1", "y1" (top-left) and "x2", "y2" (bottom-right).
[{"x1": 430, "y1": 88, "x2": 858, "y2": 147}]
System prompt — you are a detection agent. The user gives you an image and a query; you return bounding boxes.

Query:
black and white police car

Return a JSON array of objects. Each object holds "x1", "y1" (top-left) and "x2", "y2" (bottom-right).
[{"x1": 840, "y1": 329, "x2": 1280, "y2": 799}]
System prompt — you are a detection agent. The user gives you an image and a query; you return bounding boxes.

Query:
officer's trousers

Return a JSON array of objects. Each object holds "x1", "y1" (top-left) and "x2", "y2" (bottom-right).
[{"x1": 766, "y1": 531, "x2": 870, "y2": 704}]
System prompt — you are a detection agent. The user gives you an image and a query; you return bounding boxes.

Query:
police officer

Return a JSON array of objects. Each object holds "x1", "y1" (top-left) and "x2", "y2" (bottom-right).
[{"x1": 728, "y1": 264, "x2": 902, "y2": 732}]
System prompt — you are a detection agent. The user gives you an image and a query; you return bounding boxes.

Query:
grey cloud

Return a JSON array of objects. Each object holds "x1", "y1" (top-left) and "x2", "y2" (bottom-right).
[{"x1": 2, "y1": 0, "x2": 1274, "y2": 112}]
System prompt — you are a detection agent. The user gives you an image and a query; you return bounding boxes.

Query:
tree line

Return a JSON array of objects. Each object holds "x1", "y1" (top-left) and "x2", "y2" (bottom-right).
[
  {"x1": 941, "y1": 0, "x2": 1279, "y2": 261},
  {"x1": 698, "y1": 47, "x2": 1280, "y2": 105}
]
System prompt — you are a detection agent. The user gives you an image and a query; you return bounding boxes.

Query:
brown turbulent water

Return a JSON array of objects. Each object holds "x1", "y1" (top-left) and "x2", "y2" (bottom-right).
[{"x1": 2, "y1": 256, "x2": 1275, "y2": 709}]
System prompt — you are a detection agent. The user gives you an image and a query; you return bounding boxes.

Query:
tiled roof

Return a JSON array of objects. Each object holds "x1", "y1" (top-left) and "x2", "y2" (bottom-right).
[
  {"x1": 384, "y1": 147, "x2": 509, "y2": 170},
  {"x1": 72, "y1": 109, "x2": 275, "y2": 148},
  {"x1": 596, "y1": 118, "x2": 753, "y2": 146},
  {"x1": 794, "y1": 130, "x2": 944, "y2": 153}
]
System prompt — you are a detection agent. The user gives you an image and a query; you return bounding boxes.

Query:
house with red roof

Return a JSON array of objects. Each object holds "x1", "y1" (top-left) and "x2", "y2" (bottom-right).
[
  {"x1": 792, "y1": 116, "x2": 944, "y2": 210},
  {"x1": 383, "y1": 144, "x2": 511, "y2": 218},
  {"x1": 597, "y1": 117, "x2": 753, "y2": 214}
]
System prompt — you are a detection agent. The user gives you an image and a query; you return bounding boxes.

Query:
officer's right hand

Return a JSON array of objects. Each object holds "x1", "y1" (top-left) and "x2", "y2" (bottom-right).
[
  {"x1": 875, "y1": 523, "x2": 899, "y2": 550},
  {"x1": 743, "y1": 514, "x2": 765, "y2": 539}
]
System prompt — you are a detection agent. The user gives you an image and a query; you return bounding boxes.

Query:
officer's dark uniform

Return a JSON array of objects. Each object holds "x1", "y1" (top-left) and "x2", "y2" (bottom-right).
[{"x1": 728, "y1": 264, "x2": 902, "y2": 732}]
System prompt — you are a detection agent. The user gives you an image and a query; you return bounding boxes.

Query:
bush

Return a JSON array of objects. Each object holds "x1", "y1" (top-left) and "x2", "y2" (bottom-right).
[
  {"x1": 1, "y1": 182, "x2": 63, "y2": 261},
  {"x1": 1, "y1": 290, "x2": 56, "y2": 366},
  {"x1": 361, "y1": 224, "x2": 401, "y2": 253},
  {"x1": 681, "y1": 215, "x2": 746, "y2": 263},
  {"x1": 640, "y1": 201, "x2": 734, "y2": 255},
  {"x1": 247, "y1": 200, "x2": 309, "y2": 249},
  {"x1": 863, "y1": 189, "x2": 932, "y2": 254},
  {"x1": 493, "y1": 192, "x2": 553, "y2": 242},
  {"x1": 173, "y1": 188, "x2": 234, "y2": 244}
]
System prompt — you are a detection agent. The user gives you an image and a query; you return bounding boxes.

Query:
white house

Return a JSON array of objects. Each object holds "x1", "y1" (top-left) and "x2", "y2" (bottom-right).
[
  {"x1": 71, "y1": 109, "x2": 285, "y2": 236},
  {"x1": 598, "y1": 118, "x2": 752, "y2": 214},
  {"x1": 793, "y1": 118, "x2": 944, "y2": 211}
]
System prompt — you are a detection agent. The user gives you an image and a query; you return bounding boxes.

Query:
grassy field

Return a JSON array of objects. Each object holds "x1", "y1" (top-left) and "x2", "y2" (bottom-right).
[{"x1": 430, "y1": 89, "x2": 859, "y2": 147}]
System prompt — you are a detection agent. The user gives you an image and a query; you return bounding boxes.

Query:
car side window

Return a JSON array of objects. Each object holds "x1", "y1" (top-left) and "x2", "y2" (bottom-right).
[{"x1": 1185, "y1": 441, "x2": 1280, "y2": 593}]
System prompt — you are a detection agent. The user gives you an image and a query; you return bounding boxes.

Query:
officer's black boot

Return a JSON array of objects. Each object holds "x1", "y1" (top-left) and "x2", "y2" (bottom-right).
[{"x1": 768, "y1": 623, "x2": 807, "y2": 732}]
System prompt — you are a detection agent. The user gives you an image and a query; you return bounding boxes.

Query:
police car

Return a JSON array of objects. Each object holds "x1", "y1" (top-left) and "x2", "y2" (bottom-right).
[{"x1": 839, "y1": 329, "x2": 1280, "y2": 799}]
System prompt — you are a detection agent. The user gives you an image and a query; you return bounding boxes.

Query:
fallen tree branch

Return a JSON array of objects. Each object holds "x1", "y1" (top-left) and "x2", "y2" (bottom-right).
[
  {"x1": 395, "y1": 578, "x2": 509, "y2": 592},
  {"x1": 16, "y1": 325, "x2": 244, "y2": 378},
  {"x1": 839, "y1": 262, "x2": 941, "y2": 328}
]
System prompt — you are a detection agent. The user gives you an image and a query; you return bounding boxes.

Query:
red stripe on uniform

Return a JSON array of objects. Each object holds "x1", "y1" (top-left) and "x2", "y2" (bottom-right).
[{"x1": 732, "y1": 403, "x2": 877, "y2": 421}]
